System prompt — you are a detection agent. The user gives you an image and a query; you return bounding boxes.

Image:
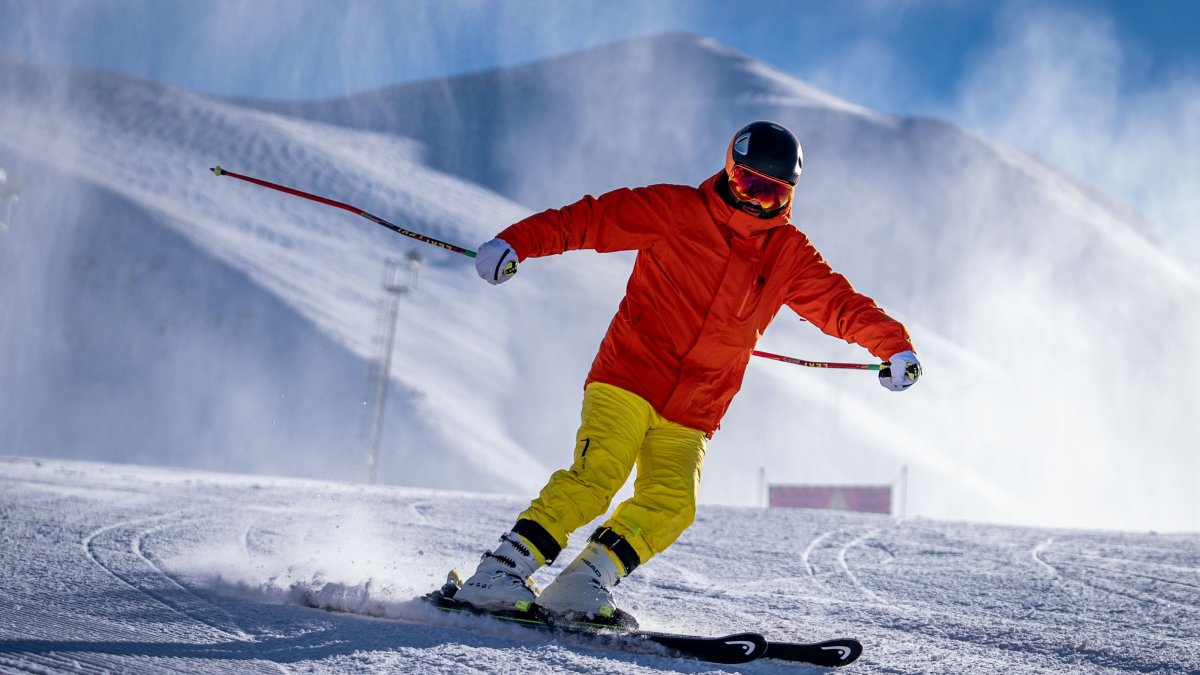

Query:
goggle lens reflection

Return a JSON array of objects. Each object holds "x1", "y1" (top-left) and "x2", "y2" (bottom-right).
[{"x1": 728, "y1": 165, "x2": 792, "y2": 211}]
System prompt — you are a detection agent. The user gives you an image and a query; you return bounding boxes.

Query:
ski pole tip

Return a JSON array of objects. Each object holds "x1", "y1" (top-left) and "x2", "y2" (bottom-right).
[{"x1": 210, "y1": 166, "x2": 224, "y2": 177}]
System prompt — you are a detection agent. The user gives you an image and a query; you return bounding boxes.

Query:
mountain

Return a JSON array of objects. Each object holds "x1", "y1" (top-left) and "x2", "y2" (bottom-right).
[
  {"x1": 3, "y1": 456, "x2": 1198, "y2": 673},
  {"x1": 0, "y1": 49, "x2": 545, "y2": 494},
  {"x1": 0, "y1": 34, "x2": 1196, "y2": 531}
]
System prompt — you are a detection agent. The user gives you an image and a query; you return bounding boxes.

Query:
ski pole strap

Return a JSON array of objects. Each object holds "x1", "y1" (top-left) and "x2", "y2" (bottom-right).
[
  {"x1": 589, "y1": 526, "x2": 641, "y2": 576},
  {"x1": 209, "y1": 165, "x2": 477, "y2": 258}
]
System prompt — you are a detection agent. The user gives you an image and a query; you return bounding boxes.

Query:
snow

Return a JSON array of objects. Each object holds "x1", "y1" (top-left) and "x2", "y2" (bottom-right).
[
  {"x1": 0, "y1": 34, "x2": 1198, "y2": 672},
  {"x1": 2, "y1": 456, "x2": 1197, "y2": 673}
]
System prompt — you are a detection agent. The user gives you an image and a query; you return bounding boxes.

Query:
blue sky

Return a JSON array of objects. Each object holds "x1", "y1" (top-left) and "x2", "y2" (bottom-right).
[
  {"x1": 1, "y1": 1, "x2": 1196, "y2": 106},
  {"x1": 2, "y1": 0, "x2": 1198, "y2": 256}
]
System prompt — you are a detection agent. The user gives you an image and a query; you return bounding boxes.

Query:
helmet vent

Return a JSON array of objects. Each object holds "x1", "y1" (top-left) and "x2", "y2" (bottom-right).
[{"x1": 733, "y1": 132, "x2": 751, "y2": 156}]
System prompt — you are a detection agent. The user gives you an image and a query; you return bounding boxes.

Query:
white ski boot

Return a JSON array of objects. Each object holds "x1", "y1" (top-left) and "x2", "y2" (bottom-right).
[
  {"x1": 453, "y1": 531, "x2": 544, "y2": 611},
  {"x1": 537, "y1": 531, "x2": 638, "y2": 623},
  {"x1": 537, "y1": 541, "x2": 621, "y2": 619}
]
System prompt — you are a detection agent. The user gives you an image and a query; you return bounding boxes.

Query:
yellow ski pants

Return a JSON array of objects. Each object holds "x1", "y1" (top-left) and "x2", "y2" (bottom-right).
[{"x1": 519, "y1": 382, "x2": 708, "y2": 566}]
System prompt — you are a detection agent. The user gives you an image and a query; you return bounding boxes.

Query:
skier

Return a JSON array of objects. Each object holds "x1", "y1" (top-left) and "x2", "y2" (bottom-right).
[{"x1": 454, "y1": 121, "x2": 920, "y2": 623}]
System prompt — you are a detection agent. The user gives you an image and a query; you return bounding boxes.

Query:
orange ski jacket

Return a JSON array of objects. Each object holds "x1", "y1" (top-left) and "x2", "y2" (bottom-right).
[{"x1": 498, "y1": 172, "x2": 915, "y2": 435}]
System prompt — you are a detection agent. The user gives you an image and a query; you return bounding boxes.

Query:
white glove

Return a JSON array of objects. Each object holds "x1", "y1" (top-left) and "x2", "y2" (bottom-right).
[
  {"x1": 879, "y1": 350, "x2": 921, "y2": 391},
  {"x1": 475, "y1": 237, "x2": 518, "y2": 285}
]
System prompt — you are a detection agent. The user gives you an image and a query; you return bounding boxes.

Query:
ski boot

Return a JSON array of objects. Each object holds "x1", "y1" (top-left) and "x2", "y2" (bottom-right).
[
  {"x1": 453, "y1": 529, "x2": 546, "y2": 611},
  {"x1": 537, "y1": 527, "x2": 640, "y2": 629}
]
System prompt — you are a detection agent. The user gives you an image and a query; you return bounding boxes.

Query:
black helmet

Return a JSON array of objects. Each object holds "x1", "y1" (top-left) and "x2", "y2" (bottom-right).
[{"x1": 725, "y1": 121, "x2": 803, "y2": 185}]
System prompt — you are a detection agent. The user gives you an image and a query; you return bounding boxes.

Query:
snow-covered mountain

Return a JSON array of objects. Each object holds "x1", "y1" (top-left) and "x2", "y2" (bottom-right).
[
  {"x1": 0, "y1": 34, "x2": 1197, "y2": 532},
  {"x1": 3, "y1": 457, "x2": 1198, "y2": 673}
]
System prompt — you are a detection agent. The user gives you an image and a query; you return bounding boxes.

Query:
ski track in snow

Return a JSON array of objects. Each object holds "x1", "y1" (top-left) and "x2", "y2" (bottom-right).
[
  {"x1": 835, "y1": 529, "x2": 885, "y2": 604},
  {"x1": 798, "y1": 527, "x2": 891, "y2": 605},
  {"x1": 84, "y1": 513, "x2": 249, "y2": 641},
  {"x1": 3, "y1": 458, "x2": 1199, "y2": 674},
  {"x1": 1032, "y1": 536, "x2": 1200, "y2": 616},
  {"x1": 81, "y1": 509, "x2": 297, "y2": 674}
]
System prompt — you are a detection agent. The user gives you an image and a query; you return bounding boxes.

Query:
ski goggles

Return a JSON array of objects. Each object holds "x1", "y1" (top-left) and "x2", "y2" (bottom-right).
[{"x1": 727, "y1": 164, "x2": 793, "y2": 212}]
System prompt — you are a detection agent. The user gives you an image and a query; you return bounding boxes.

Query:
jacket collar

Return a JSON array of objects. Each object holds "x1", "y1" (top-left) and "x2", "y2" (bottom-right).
[{"x1": 700, "y1": 171, "x2": 792, "y2": 239}]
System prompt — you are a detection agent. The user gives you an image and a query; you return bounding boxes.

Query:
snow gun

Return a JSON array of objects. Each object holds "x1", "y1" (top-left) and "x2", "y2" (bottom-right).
[{"x1": 209, "y1": 166, "x2": 887, "y2": 372}]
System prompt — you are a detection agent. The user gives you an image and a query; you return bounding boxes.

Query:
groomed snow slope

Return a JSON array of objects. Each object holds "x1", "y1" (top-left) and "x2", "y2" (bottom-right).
[{"x1": 2, "y1": 457, "x2": 1197, "y2": 674}]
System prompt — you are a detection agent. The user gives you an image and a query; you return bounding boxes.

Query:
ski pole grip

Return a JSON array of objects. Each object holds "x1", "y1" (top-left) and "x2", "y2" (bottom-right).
[{"x1": 879, "y1": 362, "x2": 920, "y2": 381}]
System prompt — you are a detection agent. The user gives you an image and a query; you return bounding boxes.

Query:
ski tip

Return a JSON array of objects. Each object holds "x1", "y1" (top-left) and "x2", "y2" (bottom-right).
[
  {"x1": 210, "y1": 165, "x2": 224, "y2": 177},
  {"x1": 765, "y1": 637, "x2": 862, "y2": 667},
  {"x1": 819, "y1": 638, "x2": 862, "y2": 667}
]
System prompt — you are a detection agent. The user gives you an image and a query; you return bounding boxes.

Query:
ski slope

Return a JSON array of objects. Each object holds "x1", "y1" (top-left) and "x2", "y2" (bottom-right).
[{"x1": 2, "y1": 457, "x2": 1196, "y2": 673}]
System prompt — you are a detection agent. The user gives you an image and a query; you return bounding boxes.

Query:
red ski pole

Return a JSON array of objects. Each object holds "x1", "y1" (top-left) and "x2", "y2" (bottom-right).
[
  {"x1": 210, "y1": 166, "x2": 477, "y2": 258},
  {"x1": 751, "y1": 350, "x2": 885, "y2": 371},
  {"x1": 211, "y1": 166, "x2": 881, "y2": 374}
]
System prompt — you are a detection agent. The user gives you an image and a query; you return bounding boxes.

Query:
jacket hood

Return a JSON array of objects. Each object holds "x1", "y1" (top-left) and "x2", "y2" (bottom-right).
[{"x1": 700, "y1": 171, "x2": 792, "y2": 239}]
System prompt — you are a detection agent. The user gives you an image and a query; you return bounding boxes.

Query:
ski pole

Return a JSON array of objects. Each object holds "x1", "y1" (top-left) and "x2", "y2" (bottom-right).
[
  {"x1": 211, "y1": 166, "x2": 886, "y2": 375},
  {"x1": 752, "y1": 350, "x2": 884, "y2": 371},
  {"x1": 209, "y1": 166, "x2": 477, "y2": 258}
]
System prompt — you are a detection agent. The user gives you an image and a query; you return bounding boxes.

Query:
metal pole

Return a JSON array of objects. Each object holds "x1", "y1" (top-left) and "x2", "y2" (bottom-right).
[
  {"x1": 0, "y1": 169, "x2": 18, "y2": 232},
  {"x1": 366, "y1": 252, "x2": 422, "y2": 484}
]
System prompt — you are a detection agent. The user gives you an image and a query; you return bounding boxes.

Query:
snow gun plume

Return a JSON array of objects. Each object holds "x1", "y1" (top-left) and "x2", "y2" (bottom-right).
[
  {"x1": 208, "y1": 165, "x2": 477, "y2": 258},
  {"x1": 208, "y1": 166, "x2": 881, "y2": 374}
]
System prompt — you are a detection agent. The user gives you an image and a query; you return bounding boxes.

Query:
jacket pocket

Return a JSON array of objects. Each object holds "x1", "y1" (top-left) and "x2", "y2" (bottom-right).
[{"x1": 735, "y1": 270, "x2": 766, "y2": 321}]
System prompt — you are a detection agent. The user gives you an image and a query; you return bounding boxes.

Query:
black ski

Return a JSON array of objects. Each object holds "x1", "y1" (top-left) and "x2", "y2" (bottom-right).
[
  {"x1": 424, "y1": 573, "x2": 861, "y2": 666},
  {"x1": 766, "y1": 637, "x2": 863, "y2": 667},
  {"x1": 425, "y1": 588, "x2": 767, "y2": 664}
]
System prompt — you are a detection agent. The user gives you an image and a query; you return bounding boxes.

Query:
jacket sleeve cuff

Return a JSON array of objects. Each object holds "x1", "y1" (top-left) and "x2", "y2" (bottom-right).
[
  {"x1": 495, "y1": 226, "x2": 531, "y2": 261},
  {"x1": 866, "y1": 334, "x2": 915, "y2": 361}
]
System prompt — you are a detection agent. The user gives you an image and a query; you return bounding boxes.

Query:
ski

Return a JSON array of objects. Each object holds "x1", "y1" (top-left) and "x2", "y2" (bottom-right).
[
  {"x1": 425, "y1": 587, "x2": 767, "y2": 664},
  {"x1": 424, "y1": 572, "x2": 861, "y2": 666},
  {"x1": 766, "y1": 637, "x2": 863, "y2": 667}
]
